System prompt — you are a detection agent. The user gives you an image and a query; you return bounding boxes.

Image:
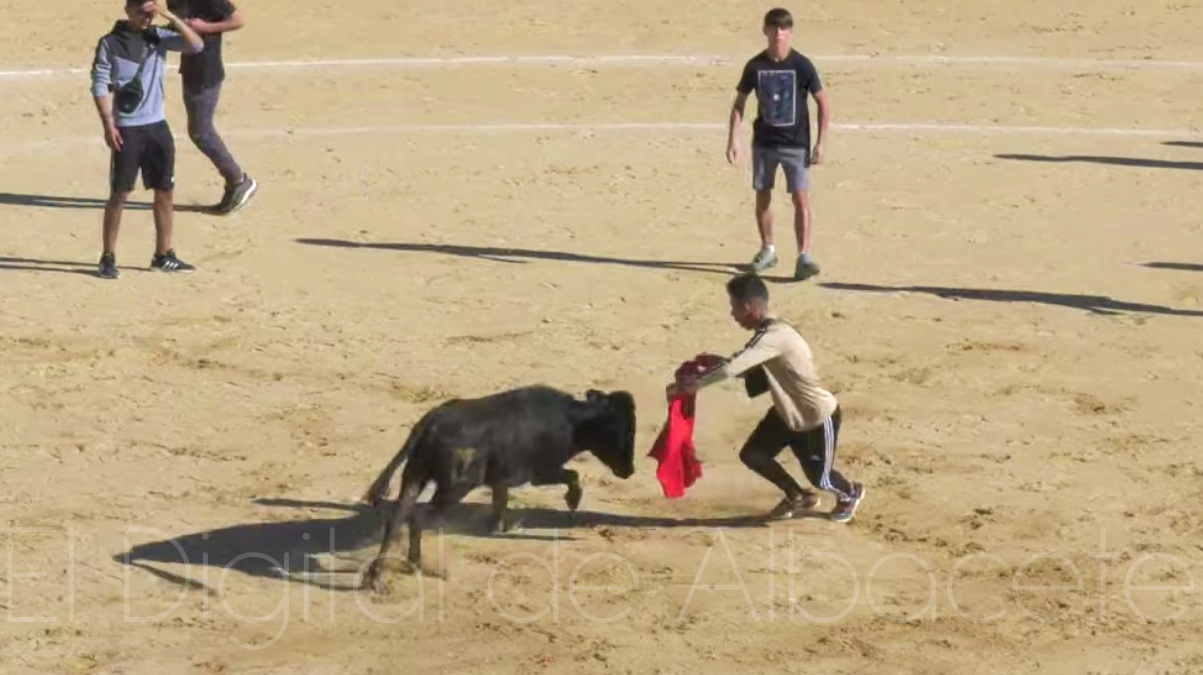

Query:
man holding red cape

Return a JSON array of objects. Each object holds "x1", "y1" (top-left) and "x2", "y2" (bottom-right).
[{"x1": 663, "y1": 273, "x2": 865, "y2": 523}]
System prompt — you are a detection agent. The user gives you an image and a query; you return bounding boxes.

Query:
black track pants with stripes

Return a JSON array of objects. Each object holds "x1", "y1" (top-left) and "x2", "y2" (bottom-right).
[{"x1": 738, "y1": 406, "x2": 854, "y2": 501}]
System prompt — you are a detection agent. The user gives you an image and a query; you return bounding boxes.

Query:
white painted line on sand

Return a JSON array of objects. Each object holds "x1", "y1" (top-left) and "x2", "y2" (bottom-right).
[
  {"x1": 221, "y1": 53, "x2": 1203, "y2": 71},
  {"x1": 246, "y1": 121, "x2": 1203, "y2": 137},
  {"x1": 818, "y1": 54, "x2": 1203, "y2": 70},
  {"x1": 833, "y1": 122, "x2": 1203, "y2": 137},
  {"x1": 4, "y1": 52, "x2": 1203, "y2": 80},
  {"x1": 2, "y1": 120, "x2": 1200, "y2": 157}
]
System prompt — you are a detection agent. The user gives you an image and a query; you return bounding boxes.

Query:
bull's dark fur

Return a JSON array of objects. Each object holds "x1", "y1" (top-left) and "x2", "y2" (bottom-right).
[{"x1": 360, "y1": 385, "x2": 637, "y2": 592}]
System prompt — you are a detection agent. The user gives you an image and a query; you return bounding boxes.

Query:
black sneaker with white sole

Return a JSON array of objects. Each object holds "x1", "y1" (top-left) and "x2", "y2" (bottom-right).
[
  {"x1": 214, "y1": 174, "x2": 258, "y2": 215},
  {"x1": 98, "y1": 252, "x2": 119, "y2": 280},
  {"x1": 150, "y1": 249, "x2": 196, "y2": 274}
]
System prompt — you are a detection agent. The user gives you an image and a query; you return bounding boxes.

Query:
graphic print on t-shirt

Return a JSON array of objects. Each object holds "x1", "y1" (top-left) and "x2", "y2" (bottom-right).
[{"x1": 757, "y1": 69, "x2": 797, "y2": 127}]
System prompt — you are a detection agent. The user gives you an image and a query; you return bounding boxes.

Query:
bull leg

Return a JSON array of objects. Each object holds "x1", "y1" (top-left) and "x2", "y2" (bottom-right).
[
  {"x1": 533, "y1": 468, "x2": 583, "y2": 511},
  {"x1": 565, "y1": 470, "x2": 583, "y2": 511},
  {"x1": 488, "y1": 484, "x2": 510, "y2": 534},
  {"x1": 407, "y1": 516, "x2": 423, "y2": 573},
  {"x1": 362, "y1": 478, "x2": 422, "y2": 593}
]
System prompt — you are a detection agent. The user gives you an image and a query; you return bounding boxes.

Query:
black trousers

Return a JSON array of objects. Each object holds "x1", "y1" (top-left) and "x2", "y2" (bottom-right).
[
  {"x1": 183, "y1": 80, "x2": 243, "y2": 185},
  {"x1": 738, "y1": 406, "x2": 854, "y2": 502}
]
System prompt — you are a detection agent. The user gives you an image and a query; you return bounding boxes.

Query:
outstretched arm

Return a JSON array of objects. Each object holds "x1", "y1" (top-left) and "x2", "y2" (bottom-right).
[
  {"x1": 669, "y1": 333, "x2": 784, "y2": 398},
  {"x1": 696, "y1": 337, "x2": 780, "y2": 387}
]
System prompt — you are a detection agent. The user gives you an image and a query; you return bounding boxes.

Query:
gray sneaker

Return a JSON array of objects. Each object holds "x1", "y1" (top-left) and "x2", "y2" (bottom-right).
[
  {"x1": 794, "y1": 255, "x2": 820, "y2": 281},
  {"x1": 830, "y1": 483, "x2": 865, "y2": 523},
  {"x1": 765, "y1": 491, "x2": 820, "y2": 521},
  {"x1": 97, "y1": 252, "x2": 119, "y2": 280},
  {"x1": 748, "y1": 247, "x2": 778, "y2": 273}
]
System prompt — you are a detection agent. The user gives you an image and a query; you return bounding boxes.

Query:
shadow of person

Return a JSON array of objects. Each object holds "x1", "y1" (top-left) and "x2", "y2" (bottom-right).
[
  {"x1": 993, "y1": 153, "x2": 1203, "y2": 171},
  {"x1": 293, "y1": 237, "x2": 801, "y2": 283},
  {"x1": 0, "y1": 255, "x2": 144, "y2": 278},
  {"x1": 0, "y1": 192, "x2": 211, "y2": 212},
  {"x1": 1144, "y1": 261, "x2": 1203, "y2": 273},
  {"x1": 820, "y1": 281, "x2": 1203, "y2": 317}
]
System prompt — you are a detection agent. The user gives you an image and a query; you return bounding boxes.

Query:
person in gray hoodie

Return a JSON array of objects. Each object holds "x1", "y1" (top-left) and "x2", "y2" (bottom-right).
[{"x1": 90, "y1": 0, "x2": 203, "y2": 279}]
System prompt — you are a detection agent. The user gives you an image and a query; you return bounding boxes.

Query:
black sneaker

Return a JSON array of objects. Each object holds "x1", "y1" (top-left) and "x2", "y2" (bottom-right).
[
  {"x1": 765, "y1": 491, "x2": 820, "y2": 520},
  {"x1": 215, "y1": 175, "x2": 258, "y2": 215},
  {"x1": 210, "y1": 185, "x2": 234, "y2": 214},
  {"x1": 98, "y1": 253, "x2": 119, "y2": 280},
  {"x1": 150, "y1": 249, "x2": 196, "y2": 274}
]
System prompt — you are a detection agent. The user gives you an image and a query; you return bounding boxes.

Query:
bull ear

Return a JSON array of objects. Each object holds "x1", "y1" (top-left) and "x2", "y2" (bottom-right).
[{"x1": 585, "y1": 389, "x2": 607, "y2": 405}]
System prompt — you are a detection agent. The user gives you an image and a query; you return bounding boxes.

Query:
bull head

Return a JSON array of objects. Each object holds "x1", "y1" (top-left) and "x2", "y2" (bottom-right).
[{"x1": 576, "y1": 389, "x2": 637, "y2": 479}]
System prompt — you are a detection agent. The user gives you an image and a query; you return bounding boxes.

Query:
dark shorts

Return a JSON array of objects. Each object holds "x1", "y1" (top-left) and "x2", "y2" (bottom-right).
[
  {"x1": 752, "y1": 144, "x2": 810, "y2": 192},
  {"x1": 110, "y1": 120, "x2": 175, "y2": 194}
]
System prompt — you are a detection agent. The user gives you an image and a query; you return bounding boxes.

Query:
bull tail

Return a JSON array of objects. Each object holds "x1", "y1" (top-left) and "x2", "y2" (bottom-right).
[{"x1": 362, "y1": 412, "x2": 435, "y2": 508}]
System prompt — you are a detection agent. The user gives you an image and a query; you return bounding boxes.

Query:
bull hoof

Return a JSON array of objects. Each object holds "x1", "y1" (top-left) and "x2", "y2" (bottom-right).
[
  {"x1": 423, "y1": 564, "x2": 449, "y2": 580},
  {"x1": 370, "y1": 575, "x2": 387, "y2": 594},
  {"x1": 565, "y1": 484, "x2": 583, "y2": 511},
  {"x1": 487, "y1": 516, "x2": 509, "y2": 535},
  {"x1": 363, "y1": 563, "x2": 386, "y2": 594}
]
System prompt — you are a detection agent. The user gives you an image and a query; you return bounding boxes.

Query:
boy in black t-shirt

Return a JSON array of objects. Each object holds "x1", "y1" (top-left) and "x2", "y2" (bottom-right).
[
  {"x1": 727, "y1": 8, "x2": 831, "y2": 281},
  {"x1": 167, "y1": 0, "x2": 257, "y2": 214}
]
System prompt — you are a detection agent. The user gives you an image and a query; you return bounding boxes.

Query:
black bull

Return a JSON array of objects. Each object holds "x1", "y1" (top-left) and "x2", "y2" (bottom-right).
[{"x1": 360, "y1": 385, "x2": 637, "y2": 592}]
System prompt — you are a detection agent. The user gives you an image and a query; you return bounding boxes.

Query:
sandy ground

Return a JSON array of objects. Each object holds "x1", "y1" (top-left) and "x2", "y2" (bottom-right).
[{"x1": 3, "y1": 0, "x2": 1203, "y2": 673}]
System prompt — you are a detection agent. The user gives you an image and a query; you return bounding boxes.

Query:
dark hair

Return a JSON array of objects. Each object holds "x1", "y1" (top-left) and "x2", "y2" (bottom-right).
[
  {"x1": 764, "y1": 8, "x2": 794, "y2": 29},
  {"x1": 727, "y1": 273, "x2": 769, "y2": 304}
]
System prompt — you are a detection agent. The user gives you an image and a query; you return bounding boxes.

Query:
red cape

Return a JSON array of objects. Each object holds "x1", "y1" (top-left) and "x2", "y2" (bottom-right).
[{"x1": 647, "y1": 356, "x2": 716, "y2": 498}]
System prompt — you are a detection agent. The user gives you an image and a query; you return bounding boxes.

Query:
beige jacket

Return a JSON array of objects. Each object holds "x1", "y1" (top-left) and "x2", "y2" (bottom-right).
[{"x1": 698, "y1": 317, "x2": 838, "y2": 432}]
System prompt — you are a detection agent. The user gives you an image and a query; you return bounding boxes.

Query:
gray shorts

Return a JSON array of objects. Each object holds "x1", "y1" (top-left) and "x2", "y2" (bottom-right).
[{"x1": 752, "y1": 145, "x2": 810, "y2": 192}]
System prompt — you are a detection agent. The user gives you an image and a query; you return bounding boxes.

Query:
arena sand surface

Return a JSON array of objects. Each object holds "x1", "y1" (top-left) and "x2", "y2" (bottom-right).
[{"x1": 3, "y1": 1, "x2": 1203, "y2": 673}]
